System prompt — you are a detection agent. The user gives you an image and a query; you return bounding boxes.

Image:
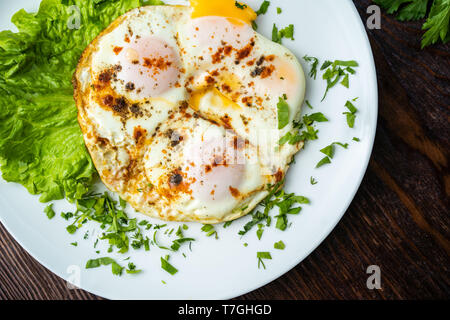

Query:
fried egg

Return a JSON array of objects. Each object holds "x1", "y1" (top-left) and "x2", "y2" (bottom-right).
[{"x1": 73, "y1": 1, "x2": 306, "y2": 223}]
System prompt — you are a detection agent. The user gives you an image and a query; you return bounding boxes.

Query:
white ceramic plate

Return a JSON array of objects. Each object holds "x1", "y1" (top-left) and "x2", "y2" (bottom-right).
[{"x1": 0, "y1": 0, "x2": 377, "y2": 300}]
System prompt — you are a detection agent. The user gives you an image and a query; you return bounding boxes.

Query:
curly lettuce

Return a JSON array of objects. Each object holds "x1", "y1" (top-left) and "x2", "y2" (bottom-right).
[{"x1": 0, "y1": 0, "x2": 162, "y2": 202}]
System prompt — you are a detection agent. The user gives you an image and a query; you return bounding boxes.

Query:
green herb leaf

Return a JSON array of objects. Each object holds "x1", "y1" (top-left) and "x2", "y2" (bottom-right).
[
  {"x1": 161, "y1": 257, "x2": 178, "y2": 275},
  {"x1": 235, "y1": 1, "x2": 247, "y2": 9},
  {"x1": 44, "y1": 204, "x2": 55, "y2": 219},
  {"x1": 257, "y1": 252, "x2": 272, "y2": 259},
  {"x1": 303, "y1": 56, "x2": 319, "y2": 79},
  {"x1": 316, "y1": 156, "x2": 331, "y2": 168},
  {"x1": 320, "y1": 145, "x2": 334, "y2": 158},
  {"x1": 256, "y1": 0, "x2": 271, "y2": 15},
  {"x1": 277, "y1": 97, "x2": 290, "y2": 129},
  {"x1": 274, "y1": 240, "x2": 285, "y2": 250},
  {"x1": 272, "y1": 24, "x2": 281, "y2": 43},
  {"x1": 66, "y1": 225, "x2": 77, "y2": 234},
  {"x1": 85, "y1": 257, "x2": 124, "y2": 276}
]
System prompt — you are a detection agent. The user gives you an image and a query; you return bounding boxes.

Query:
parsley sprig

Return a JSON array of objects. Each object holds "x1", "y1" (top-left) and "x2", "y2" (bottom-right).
[{"x1": 374, "y1": 0, "x2": 450, "y2": 48}]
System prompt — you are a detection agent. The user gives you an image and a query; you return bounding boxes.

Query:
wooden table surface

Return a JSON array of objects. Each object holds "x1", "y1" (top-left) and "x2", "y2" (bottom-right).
[{"x1": 0, "y1": 0, "x2": 448, "y2": 300}]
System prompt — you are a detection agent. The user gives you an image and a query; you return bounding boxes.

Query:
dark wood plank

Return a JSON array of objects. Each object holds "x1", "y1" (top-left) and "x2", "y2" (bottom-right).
[{"x1": 0, "y1": 0, "x2": 448, "y2": 300}]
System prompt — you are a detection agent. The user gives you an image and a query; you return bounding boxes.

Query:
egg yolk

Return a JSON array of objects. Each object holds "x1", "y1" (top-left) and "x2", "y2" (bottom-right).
[
  {"x1": 116, "y1": 37, "x2": 180, "y2": 97},
  {"x1": 190, "y1": 0, "x2": 257, "y2": 25},
  {"x1": 184, "y1": 131, "x2": 245, "y2": 202},
  {"x1": 189, "y1": 88, "x2": 242, "y2": 112}
]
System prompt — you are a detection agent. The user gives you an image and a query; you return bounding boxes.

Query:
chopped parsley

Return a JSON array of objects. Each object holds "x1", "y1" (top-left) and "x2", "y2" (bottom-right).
[
  {"x1": 279, "y1": 111, "x2": 328, "y2": 147},
  {"x1": 353, "y1": 137, "x2": 361, "y2": 142},
  {"x1": 255, "y1": 0, "x2": 271, "y2": 15},
  {"x1": 66, "y1": 224, "x2": 77, "y2": 234},
  {"x1": 315, "y1": 156, "x2": 331, "y2": 168},
  {"x1": 44, "y1": 204, "x2": 55, "y2": 219},
  {"x1": 161, "y1": 256, "x2": 178, "y2": 275},
  {"x1": 321, "y1": 60, "x2": 359, "y2": 101},
  {"x1": 86, "y1": 257, "x2": 124, "y2": 276},
  {"x1": 272, "y1": 24, "x2": 294, "y2": 44},
  {"x1": 277, "y1": 97, "x2": 290, "y2": 129},
  {"x1": 303, "y1": 56, "x2": 319, "y2": 79},
  {"x1": 126, "y1": 262, "x2": 142, "y2": 274},
  {"x1": 310, "y1": 177, "x2": 318, "y2": 185},
  {"x1": 171, "y1": 237, "x2": 195, "y2": 251},
  {"x1": 316, "y1": 142, "x2": 349, "y2": 168},
  {"x1": 277, "y1": 7, "x2": 282, "y2": 14},
  {"x1": 235, "y1": 1, "x2": 247, "y2": 9},
  {"x1": 256, "y1": 224, "x2": 264, "y2": 240},
  {"x1": 70, "y1": 242, "x2": 78, "y2": 247},
  {"x1": 201, "y1": 224, "x2": 218, "y2": 239},
  {"x1": 274, "y1": 190, "x2": 309, "y2": 231},
  {"x1": 257, "y1": 252, "x2": 272, "y2": 269},
  {"x1": 274, "y1": 240, "x2": 285, "y2": 250},
  {"x1": 344, "y1": 100, "x2": 358, "y2": 128},
  {"x1": 223, "y1": 221, "x2": 233, "y2": 228}
]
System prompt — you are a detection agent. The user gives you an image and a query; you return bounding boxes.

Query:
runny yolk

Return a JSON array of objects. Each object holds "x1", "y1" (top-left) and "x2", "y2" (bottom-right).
[
  {"x1": 189, "y1": 88, "x2": 242, "y2": 112},
  {"x1": 190, "y1": 0, "x2": 257, "y2": 25}
]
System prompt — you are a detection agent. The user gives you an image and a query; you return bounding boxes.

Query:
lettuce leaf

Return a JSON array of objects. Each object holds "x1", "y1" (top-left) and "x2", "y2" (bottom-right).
[{"x1": 0, "y1": 0, "x2": 162, "y2": 202}]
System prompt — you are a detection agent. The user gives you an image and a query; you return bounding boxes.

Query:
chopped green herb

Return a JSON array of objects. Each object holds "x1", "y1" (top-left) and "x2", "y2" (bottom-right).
[
  {"x1": 223, "y1": 221, "x2": 233, "y2": 228},
  {"x1": 316, "y1": 156, "x2": 332, "y2": 168},
  {"x1": 201, "y1": 224, "x2": 218, "y2": 239},
  {"x1": 279, "y1": 24, "x2": 294, "y2": 40},
  {"x1": 171, "y1": 237, "x2": 195, "y2": 252},
  {"x1": 60, "y1": 212, "x2": 73, "y2": 220},
  {"x1": 126, "y1": 262, "x2": 142, "y2": 274},
  {"x1": 320, "y1": 145, "x2": 334, "y2": 158},
  {"x1": 277, "y1": 7, "x2": 282, "y2": 14},
  {"x1": 44, "y1": 204, "x2": 55, "y2": 219},
  {"x1": 66, "y1": 225, "x2": 77, "y2": 234},
  {"x1": 272, "y1": 24, "x2": 294, "y2": 44},
  {"x1": 310, "y1": 176, "x2": 318, "y2": 185},
  {"x1": 321, "y1": 60, "x2": 359, "y2": 101},
  {"x1": 341, "y1": 74, "x2": 349, "y2": 88},
  {"x1": 256, "y1": 0, "x2": 271, "y2": 15},
  {"x1": 274, "y1": 240, "x2": 285, "y2": 250},
  {"x1": 272, "y1": 24, "x2": 280, "y2": 43},
  {"x1": 306, "y1": 112, "x2": 328, "y2": 123},
  {"x1": 119, "y1": 197, "x2": 127, "y2": 209},
  {"x1": 277, "y1": 97, "x2": 290, "y2": 129},
  {"x1": 70, "y1": 242, "x2": 78, "y2": 247},
  {"x1": 161, "y1": 257, "x2": 178, "y2": 275},
  {"x1": 235, "y1": 1, "x2": 247, "y2": 9},
  {"x1": 353, "y1": 137, "x2": 360, "y2": 142},
  {"x1": 257, "y1": 251, "x2": 272, "y2": 269},
  {"x1": 344, "y1": 100, "x2": 358, "y2": 128},
  {"x1": 85, "y1": 257, "x2": 124, "y2": 276},
  {"x1": 256, "y1": 224, "x2": 264, "y2": 240},
  {"x1": 303, "y1": 56, "x2": 319, "y2": 79},
  {"x1": 316, "y1": 142, "x2": 348, "y2": 168}
]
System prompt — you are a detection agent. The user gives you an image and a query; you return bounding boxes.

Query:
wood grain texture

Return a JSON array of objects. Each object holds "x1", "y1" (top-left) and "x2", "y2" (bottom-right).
[{"x1": 0, "y1": 0, "x2": 448, "y2": 300}]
